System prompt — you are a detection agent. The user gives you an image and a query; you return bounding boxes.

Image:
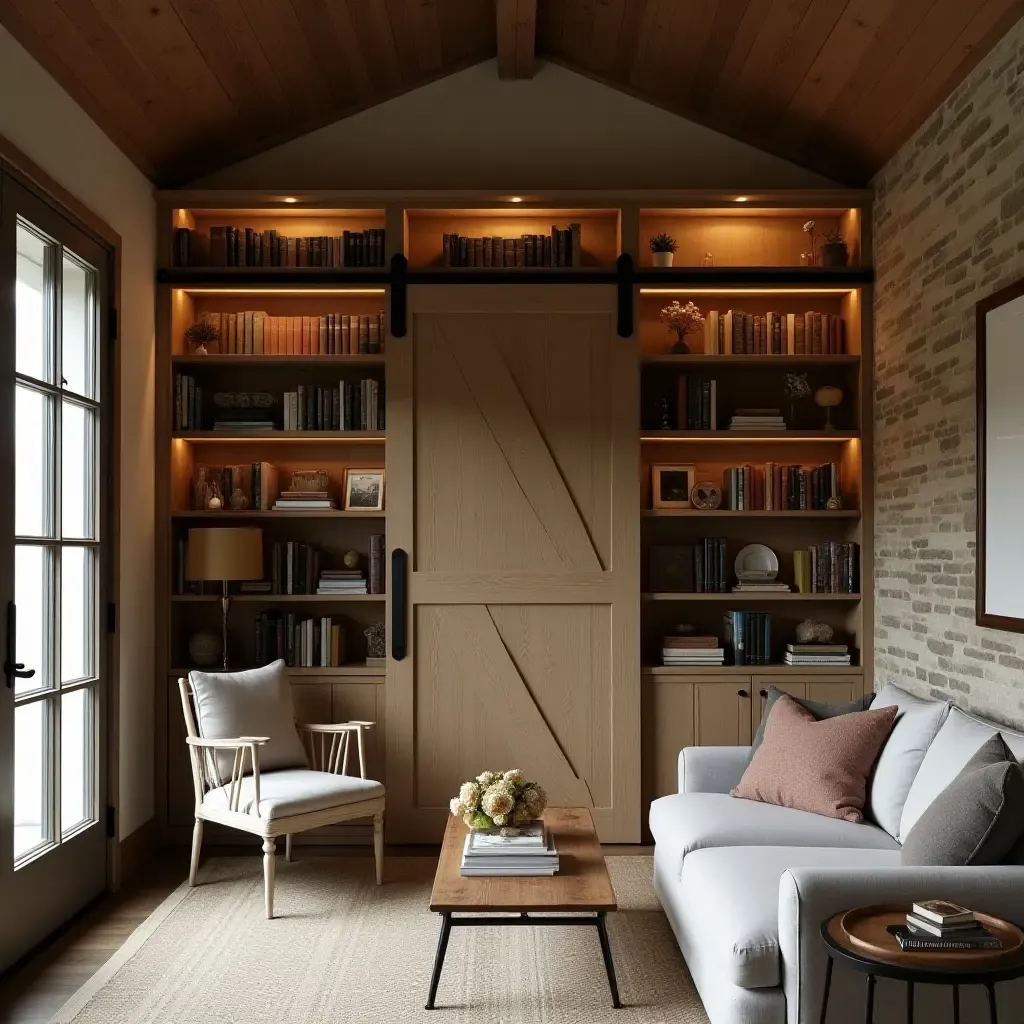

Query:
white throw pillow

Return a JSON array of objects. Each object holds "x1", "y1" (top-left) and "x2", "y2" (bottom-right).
[
  {"x1": 189, "y1": 660, "x2": 308, "y2": 779},
  {"x1": 897, "y1": 707, "x2": 999, "y2": 842},
  {"x1": 867, "y1": 683, "x2": 950, "y2": 839}
]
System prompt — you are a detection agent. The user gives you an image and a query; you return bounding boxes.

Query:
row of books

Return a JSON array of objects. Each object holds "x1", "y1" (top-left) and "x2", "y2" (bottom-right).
[
  {"x1": 890, "y1": 901, "x2": 1002, "y2": 951},
  {"x1": 460, "y1": 823, "x2": 559, "y2": 877},
  {"x1": 700, "y1": 310, "x2": 845, "y2": 355},
  {"x1": 724, "y1": 611, "x2": 772, "y2": 666},
  {"x1": 793, "y1": 543, "x2": 859, "y2": 595},
  {"x1": 173, "y1": 227, "x2": 386, "y2": 267},
  {"x1": 269, "y1": 540, "x2": 385, "y2": 595},
  {"x1": 661, "y1": 635, "x2": 725, "y2": 666},
  {"x1": 783, "y1": 643, "x2": 852, "y2": 666},
  {"x1": 198, "y1": 311, "x2": 385, "y2": 355},
  {"x1": 282, "y1": 381, "x2": 384, "y2": 432},
  {"x1": 675, "y1": 376, "x2": 717, "y2": 430},
  {"x1": 723, "y1": 462, "x2": 842, "y2": 511},
  {"x1": 191, "y1": 462, "x2": 279, "y2": 511},
  {"x1": 174, "y1": 374, "x2": 202, "y2": 431},
  {"x1": 649, "y1": 541, "x2": 728, "y2": 594},
  {"x1": 441, "y1": 226, "x2": 582, "y2": 268},
  {"x1": 253, "y1": 612, "x2": 346, "y2": 668}
]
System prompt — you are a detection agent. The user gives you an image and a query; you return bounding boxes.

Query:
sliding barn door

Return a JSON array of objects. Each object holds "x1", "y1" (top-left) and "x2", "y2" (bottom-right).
[{"x1": 386, "y1": 285, "x2": 639, "y2": 842}]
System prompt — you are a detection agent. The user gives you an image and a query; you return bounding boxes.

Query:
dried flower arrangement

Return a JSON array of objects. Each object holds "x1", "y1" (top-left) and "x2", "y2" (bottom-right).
[
  {"x1": 184, "y1": 314, "x2": 220, "y2": 354},
  {"x1": 660, "y1": 300, "x2": 706, "y2": 353},
  {"x1": 449, "y1": 769, "x2": 547, "y2": 830}
]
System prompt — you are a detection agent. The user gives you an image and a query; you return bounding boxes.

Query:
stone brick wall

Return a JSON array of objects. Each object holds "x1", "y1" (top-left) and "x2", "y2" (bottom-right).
[{"x1": 873, "y1": 17, "x2": 1024, "y2": 725}]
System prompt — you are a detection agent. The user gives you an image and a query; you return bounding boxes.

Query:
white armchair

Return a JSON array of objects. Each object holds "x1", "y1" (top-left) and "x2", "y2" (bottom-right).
[{"x1": 178, "y1": 661, "x2": 386, "y2": 918}]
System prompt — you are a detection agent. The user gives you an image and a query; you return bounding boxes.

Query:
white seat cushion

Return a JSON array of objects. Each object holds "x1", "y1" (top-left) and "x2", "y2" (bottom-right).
[
  {"x1": 868, "y1": 683, "x2": 950, "y2": 838},
  {"x1": 678, "y1": 845, "x2": 902, "y2": 989},
  {"x1": 205, "y1": 769, "x2": 384, "y2": 819},
  {"x1": 898, "y1": 708, "x2": 1001, "y2": 841},
  {"x1": 649, "y1": 792, "x2": 898, "y2": 880}
]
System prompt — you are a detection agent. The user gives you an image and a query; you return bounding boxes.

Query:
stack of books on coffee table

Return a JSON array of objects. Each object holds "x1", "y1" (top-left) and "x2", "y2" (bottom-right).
[
  {"x1": 460, "y1": 822, "x2": 560, "y2": 877},
  {"x1": 888, "y1": 901, "x2": 1003, "y2": 951}
]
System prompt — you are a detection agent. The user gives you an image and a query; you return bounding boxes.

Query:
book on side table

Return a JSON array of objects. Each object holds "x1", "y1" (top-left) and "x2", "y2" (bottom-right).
[
  {"x1": 887, "y1": 901, "x2": 1004, "y2": 951},
  {"x1": 459, "y1": 822, "x2": 560, "y2": 877}
]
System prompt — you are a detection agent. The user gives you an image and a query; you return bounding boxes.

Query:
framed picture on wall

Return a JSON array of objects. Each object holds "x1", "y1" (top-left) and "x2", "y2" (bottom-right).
[
  {"x1": 976, "y1": 276, "x2": 1024, "y2": 632},
  {"x1": 343, "y1": 468, "x2": 385, "y2": 511},
  {"x1": 651, "y1": 464, "x2": 696, "y2": 509}
]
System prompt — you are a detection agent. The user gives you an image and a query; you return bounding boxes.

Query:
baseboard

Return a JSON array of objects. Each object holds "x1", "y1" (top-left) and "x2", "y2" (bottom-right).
[{"x1": 118, "y1": 818, "x2": 156, "y2": 884}]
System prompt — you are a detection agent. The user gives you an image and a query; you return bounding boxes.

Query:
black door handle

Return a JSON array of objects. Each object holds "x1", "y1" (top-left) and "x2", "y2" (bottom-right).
[
  {"x1": 391, "y1": 548, "x2": 407, "y2": 661},
  {"x1": 5, "y1": 601, "x2": 36, "y2": 688}
]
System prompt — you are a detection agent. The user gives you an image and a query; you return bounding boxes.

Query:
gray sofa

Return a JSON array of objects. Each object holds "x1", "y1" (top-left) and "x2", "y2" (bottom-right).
[{"x1": 649, "y1": 683, "x2": 1024, "y2": 1024}]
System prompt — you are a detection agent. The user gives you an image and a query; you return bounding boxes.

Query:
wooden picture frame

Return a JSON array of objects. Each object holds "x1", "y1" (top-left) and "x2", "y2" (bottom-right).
[
  {"x1": 343, "y1": 468, "x2": 385, "y2": 511},
  {"x1": 651, "y1": 464, "x2": 696, "y2": 509},
  {"x1": 976, "y1": 275, "x2": 1024, "y2": 632}
]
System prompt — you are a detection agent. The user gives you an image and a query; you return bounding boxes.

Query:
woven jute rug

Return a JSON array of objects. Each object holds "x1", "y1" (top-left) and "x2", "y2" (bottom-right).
[{"x1": 50, "y1": 854, "x2": 708, "y2": 1024}]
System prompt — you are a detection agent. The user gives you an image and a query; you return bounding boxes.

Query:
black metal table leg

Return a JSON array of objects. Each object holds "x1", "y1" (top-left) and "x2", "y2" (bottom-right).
[
  {"x1": 987, "y1": 982, "x2": 998, "y2": 1024},
  {"x1": 425, "y1": 912, "x2": 452, "y2": 1010},
  {"x1": 819, "y1": 956, "x2": 833, "y2": 1023},
  {"x1": 952, "y1": 983, "x2": 959, "y2": 1024},
  {"x1": 865, "y1": 974, "x2": 875, "y2": 1024},
  {"x1": 596, "y1": 912, "x2": 622, "y2": 1008},
  {"x1": 906, "y1": 980, "x2": 913, "y2": 1023}
]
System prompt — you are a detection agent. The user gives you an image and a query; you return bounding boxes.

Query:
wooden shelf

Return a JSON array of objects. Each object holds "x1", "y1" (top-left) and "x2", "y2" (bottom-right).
[
  {"x1": 642, "y1": 430, "x2": 858, "y2": 441},
  {"x1": 635, "y1": 266, "x2": 873, "y2": 287},
  {"x1": 642, "y1": 664, "x2": 862, "y2": 677},
  {"x1": 158, "y1": 268, "x2": 389, "y2": 286},
  {"x1": 405, "y1": 267, "x2": 617, "y2": 283},
  {"x1": 172, "y1": 509, "x2": 384, "y2": 519},
  {"x1": 173, "y1": 430, "x2": 384, "y2": 441},
  {"x1": 171, "y1": 594, "x2": 384, "y2": 603},
  {"x1": 642, "y1": 509, "x2": 860, "y2": 519},
  {"x1": 170, "y1": 662, "x2": 385, "y2": 677},
  {"x1": 641, "y1": 354, "x2": 859, "y2": 366},
  {"x1": 171, "y1": 354, "x2": 385, "y2": 367},
  {"x1": 642, "y1": 592, "x2": 861, "y2": 602}
]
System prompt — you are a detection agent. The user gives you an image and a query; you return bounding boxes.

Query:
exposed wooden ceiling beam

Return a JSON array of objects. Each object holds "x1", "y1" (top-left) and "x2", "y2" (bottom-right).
[{"x1": 497, "y1": 0, "x2": 537, "y2": 79}]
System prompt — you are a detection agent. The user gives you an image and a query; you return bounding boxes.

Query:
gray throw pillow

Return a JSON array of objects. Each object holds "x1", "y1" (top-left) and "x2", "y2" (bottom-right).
[
  {"x1": 901, "y1": 734, "x2": 1024, "y2": 866},
  {"x1": 747, "y1": 686, "x2": 874, "y2": 765}
]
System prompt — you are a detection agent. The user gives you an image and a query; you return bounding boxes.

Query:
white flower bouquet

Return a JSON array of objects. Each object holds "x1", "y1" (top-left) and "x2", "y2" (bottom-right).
[{"x1": 449, "y1": 769, "x2": 547, "y2": 830}]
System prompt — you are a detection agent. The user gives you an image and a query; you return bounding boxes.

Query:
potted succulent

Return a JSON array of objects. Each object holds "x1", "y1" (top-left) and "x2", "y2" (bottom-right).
[
  {"x1": 184, "y1": 314, "x2": 220, "y2": 355},
  {"x1": 649, "y1": 232, "x2": 677, "y2": 268},
  {"x1": 817, "y1": 228, "x2": 849, "y2": 268}
]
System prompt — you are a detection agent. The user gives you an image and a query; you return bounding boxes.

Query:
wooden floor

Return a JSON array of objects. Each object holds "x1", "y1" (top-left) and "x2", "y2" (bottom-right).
[{"x1": 0, "y1": 844, "x2": 652, "y2": 1023}]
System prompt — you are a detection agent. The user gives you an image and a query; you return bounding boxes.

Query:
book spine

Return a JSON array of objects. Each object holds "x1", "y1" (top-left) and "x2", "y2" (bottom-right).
[{"x1": 369, "y1": 534, "x2": 385, "y2": 594}]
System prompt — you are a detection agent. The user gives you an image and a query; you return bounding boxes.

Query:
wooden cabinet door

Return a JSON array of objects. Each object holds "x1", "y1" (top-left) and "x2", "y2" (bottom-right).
[
  {"x1": 642, "y1": 681, "x2": 694, "y2": 803},
  {"x1": 694, "y1": 681, "x2": 753, "y2": 746},
  {"x1": 805, "y1": 679, "x2": 864, "y2": 704},
  {"x1": 387, "y1": 285, "x2": 640, "y2": 842},
  {"x1": 754, "y1": 681, "x2": 806, "y2": 724}
]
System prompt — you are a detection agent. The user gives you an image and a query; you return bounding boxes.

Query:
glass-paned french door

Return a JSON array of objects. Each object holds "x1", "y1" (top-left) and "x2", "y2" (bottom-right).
[{"x1": 1, "y1": 172, "x2": 109, "y2": 970}]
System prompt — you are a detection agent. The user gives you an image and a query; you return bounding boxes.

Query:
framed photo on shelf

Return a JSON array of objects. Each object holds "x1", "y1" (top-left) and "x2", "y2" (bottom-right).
[
  {"x1": 343, "y1": 468, "x2": 385, "y2": 511},
  {"x1": 652, "y1": 464, "x2": 696, "y2": 509}
]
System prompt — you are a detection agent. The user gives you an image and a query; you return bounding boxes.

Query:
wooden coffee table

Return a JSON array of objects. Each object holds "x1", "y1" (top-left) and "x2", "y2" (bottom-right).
[{"x1": 426, "y1": 806, "x2": 621, "y2": 1010}]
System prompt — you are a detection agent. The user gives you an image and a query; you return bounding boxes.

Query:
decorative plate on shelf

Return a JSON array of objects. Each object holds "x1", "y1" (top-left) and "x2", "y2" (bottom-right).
[{"x1": 734, "y1": 543, "x2": 779, "y2": 581}]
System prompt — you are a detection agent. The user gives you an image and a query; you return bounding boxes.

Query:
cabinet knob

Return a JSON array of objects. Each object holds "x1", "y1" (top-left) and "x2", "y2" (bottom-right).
[
  {"x1": 759, "y1": 688, "x2": 768, "y2": 698},
  {"x1": 737, "y1": 689, "x2": 749, "y2": 698}
]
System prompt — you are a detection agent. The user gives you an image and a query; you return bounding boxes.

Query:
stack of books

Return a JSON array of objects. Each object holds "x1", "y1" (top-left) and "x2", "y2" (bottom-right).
[
  {"x1": 732, "y1": 580, "x2": 790, "y2": 593},
  {"x1": 793, "y1": 543, "x2": 859, "y2": 594},
  {"x1": 662, "y1": 636, "x2": 724, "y2": 667},
  {"x1": 700, "y1": 309, "x2": 846, "y2": 355},
  {"x1": 729, "y1": 409, "x2": 786, "y2": 431},
  {"x1": 173, "y1": 225, "x2": 386, "y2": 267},
  {"x1": 460, "y1": 822, "x2": 559, "y2": 877},
  {"x1": 272, "y1": 490, "x2": 335, "y2": 511},
  {"x1": 888, "y1": 901, "x2": 1003, "y2": 951},
  {"x1": 784, "y1": 643, "x2": 852, "y2": 666},
  {"x1": 442, "y1": 226, "x2": 581, "y2": 268},
  {"x1": 721, "y1": 462, "x2": 841, "y2": 511},
  {"x1": 317, "y1": 570, "x2": 368, "y2": 596}
]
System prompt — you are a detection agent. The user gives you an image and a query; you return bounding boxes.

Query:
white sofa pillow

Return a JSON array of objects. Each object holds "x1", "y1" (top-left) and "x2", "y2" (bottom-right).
[
  {"x1": 189, "y1": 660, "x2": 308, "y2": 779},
  {"x1": 898, "y1": 707, "x2": 999, "y2": 842},
  {"x1": 867, "y1": 683, "x2": 950, "y2": 839}
]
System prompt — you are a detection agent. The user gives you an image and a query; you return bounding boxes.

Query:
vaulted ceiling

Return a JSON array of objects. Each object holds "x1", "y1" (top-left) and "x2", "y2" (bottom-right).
[{"x1": 1, "y1": 0, "x2": 1020, "y2": 187}]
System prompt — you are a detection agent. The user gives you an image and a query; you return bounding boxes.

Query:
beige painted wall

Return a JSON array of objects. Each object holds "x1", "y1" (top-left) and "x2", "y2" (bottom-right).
[
  {"x1": 198, "y1": 59, "x2": 834, "y2": 191},
  {"x1": 0, "y1": 25, "x2": 156, "y2": 839}
]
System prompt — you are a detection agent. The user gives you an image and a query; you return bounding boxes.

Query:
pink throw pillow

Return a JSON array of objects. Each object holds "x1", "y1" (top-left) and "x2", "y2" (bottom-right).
[{"x1": 731, "y1": 694, "x2": 898, "y2": 822}]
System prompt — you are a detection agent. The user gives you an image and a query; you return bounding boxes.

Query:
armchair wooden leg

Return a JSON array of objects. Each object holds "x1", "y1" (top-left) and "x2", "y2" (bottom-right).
[
  {"x1": 262, "y1": 838, "x2": 276, "y2": 919},
  {"x1": 189, "y1": 819, "x2": 203, "y2": 886},
  {"x1": 285, "y1": 834, "x2": 293, "y2": 862},
  {"x1": 373, "y1": 812, "x2": 384, "y2": 885}
]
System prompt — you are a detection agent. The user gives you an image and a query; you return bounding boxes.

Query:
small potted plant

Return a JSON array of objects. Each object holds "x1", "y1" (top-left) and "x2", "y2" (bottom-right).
[
  {"x1": 649, "y1": 232, "x2": 677, "y2": 268},
  {"x1": 660, "y1": 300, "x2": 706, "y2": 354},
  {"x1": 185, "y1": 314, "x2": 220, "y2": 355},
  {"x1": 817, "y1": 228, "x2": 849, "y2": 268}
]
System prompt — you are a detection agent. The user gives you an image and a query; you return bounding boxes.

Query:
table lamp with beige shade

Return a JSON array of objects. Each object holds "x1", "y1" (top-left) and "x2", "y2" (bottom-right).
[{"x1": 186, "y1": 527, "x2": 263, "y2": 670}]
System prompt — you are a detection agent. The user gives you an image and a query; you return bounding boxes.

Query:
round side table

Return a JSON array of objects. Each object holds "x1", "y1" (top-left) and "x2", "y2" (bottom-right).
[{"x1": 820, "y1": 905, "x2": 1024, "y2": 1023}]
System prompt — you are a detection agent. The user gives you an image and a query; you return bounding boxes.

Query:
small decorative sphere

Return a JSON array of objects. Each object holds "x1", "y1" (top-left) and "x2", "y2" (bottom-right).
[
  {"x1": 825, "y1": 495, "x2": 844, "y2": 510},
  {"x1": 795, "y1": 619, "x2": 834, "y2": 644},
  {"x1": 189, "y1": 629, "x2": 223, "y2": 667},
  {"x1": 207, "y1": 495, "x2": 222, "y2": 510},
  {"x1": 343, "y1": 549, "x2": 360, "y2": 569}
]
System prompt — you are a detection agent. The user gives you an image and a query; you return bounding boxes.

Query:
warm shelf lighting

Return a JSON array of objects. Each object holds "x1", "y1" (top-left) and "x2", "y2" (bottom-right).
[
  {"x1": 175, "y1": 288, "x2": 386, "y2": 296},
  {"x1": 640, "y1": 434, "x2": 857, "y2": 443},
  {"x1": 734, "y1": 196, "x2": 749, "y2": 202},
  {"x1": 639, "y1": 288, "x2": 856, "y2": 296},
  {"x1": 282, "y1": 196, "x2": 299, "y2": 203},
  {"x1": 508, "y1": 196, "x2": 524, "y2": 203}
]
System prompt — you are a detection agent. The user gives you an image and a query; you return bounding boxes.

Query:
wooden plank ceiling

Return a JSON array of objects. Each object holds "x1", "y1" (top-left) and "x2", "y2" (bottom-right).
[{"x1": 0, "y1": 0, "x2": 1019, "y2": 186}]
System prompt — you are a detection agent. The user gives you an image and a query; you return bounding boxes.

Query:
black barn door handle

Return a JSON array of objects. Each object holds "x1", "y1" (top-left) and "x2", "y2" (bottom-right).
[{"x1": 391, "y1": 549, "x2": 407, "y2": 661}]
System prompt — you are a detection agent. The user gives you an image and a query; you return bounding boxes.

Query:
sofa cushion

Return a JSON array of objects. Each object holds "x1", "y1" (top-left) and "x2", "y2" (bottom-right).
[
  {"x1": 868, "y1": 683, "x2": 950, "y2": 839},
  {"x1": 902, "y1": 735, "x2": 1024, "y2": 866},
  {"x1": 678, "y1": 845, "x2": 902, "y2": 989},
  {"x1": 205, "y1": 768, "x2": 384, "y2": 819},
  {"x1": 189, "y1": 660, "x2": 308, "y2": 779},
  {"x1": 732, "y1": 695, "x2": 898, "y2": 821},
  {"x1": 649, "y1": 791, "x2": 899, "y2": 879},
  {"x1": 898, "y1": 708, "x2": 1001, "y2": 842}
]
